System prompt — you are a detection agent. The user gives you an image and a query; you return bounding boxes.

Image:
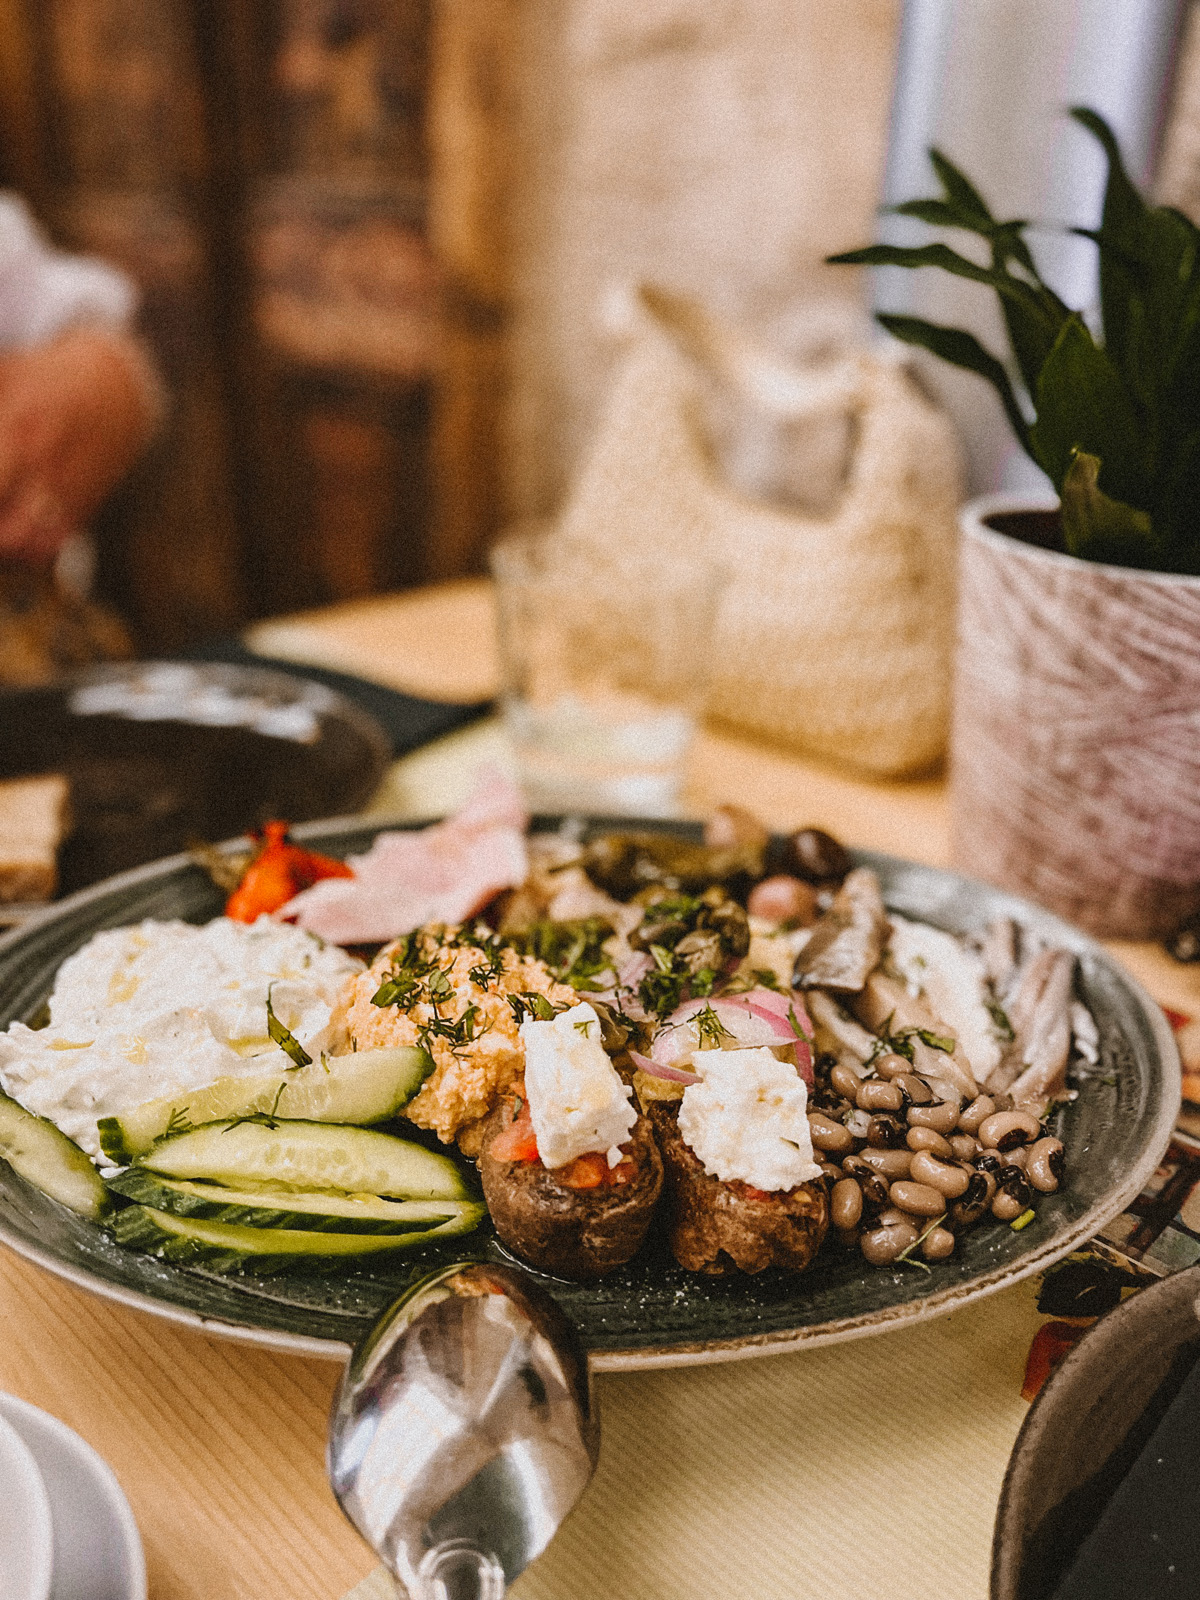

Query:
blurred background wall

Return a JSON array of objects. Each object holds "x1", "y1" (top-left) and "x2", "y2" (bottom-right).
[{"x1": 1, "y1": 0, "x2": 1199, "y2": 653}]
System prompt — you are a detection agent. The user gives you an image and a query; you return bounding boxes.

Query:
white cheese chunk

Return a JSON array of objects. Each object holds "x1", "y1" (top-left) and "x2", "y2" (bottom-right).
[
  {"x1": 519, "y1": 1002, "x2": 636, "y2": 1169},
  {"x1": 677, "y1": 1045, "x2": 820, "y2": 1192}
]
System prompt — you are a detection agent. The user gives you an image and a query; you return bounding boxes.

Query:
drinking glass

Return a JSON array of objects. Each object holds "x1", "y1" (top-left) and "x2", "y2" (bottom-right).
[{"x1": 490, "y1": 527, "x2": 719, "y2": 816}]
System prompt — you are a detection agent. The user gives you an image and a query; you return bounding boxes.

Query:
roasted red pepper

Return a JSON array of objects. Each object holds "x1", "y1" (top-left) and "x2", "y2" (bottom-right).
[
  {"x1": 225, "y1": 820, "x2": 353, "y2": 922},
  {"x1": 489, "y1": 1097, "x2": 540, "y2": 1164},
  {"x1": 490, "y1": 1099, "x2": 634, "y2": 1186}
]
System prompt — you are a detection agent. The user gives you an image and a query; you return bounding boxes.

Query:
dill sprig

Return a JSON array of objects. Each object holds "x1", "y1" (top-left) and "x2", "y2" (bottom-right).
[{"x1": 266, "y1": 986, "x2": 312, "y2": 1068}]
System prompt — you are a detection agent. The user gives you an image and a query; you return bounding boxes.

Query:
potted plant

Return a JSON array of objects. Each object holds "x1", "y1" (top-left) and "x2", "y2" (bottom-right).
[{"x1": 829, "y1": 107, "x2": 1200, "y2": 940}]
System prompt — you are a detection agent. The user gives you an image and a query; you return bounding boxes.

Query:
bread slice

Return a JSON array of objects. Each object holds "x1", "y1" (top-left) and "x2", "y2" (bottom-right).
[{"x1": 0, "y1": 774, "x2": 70, "y2": 902}]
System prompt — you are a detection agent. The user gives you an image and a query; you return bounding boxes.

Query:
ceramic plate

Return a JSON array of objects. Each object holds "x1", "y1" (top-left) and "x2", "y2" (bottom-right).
[
  {"x1": 0, "y1": 1392, "x2": 147, "y2": 1600},
  {"x1": 0, "y1": 661, "x2": 389, "y2": 898},
  {"x1": 0, "y1": 819, "x2": 1181, "y2": 1371}
]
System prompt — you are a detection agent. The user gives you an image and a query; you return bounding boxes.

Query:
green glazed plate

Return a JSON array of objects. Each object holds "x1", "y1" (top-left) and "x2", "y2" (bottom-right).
[{"x1": 0, "y1": 819, "x2": 1181, "y2": 1370}]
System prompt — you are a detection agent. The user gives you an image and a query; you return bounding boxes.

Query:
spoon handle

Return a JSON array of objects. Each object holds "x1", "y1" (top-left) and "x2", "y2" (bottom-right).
[{"x1": 411, "y1": 1539, "x2": 506, "y2": 1600}]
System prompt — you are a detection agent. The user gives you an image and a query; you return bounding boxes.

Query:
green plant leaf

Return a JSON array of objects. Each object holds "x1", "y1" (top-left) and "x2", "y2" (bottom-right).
[
  {"x1": 1154, "y1": 427, "x2": 1200, "y2": 569},
  {"x1": 829, "y1": 242, "x2": 1066, "y2": 397},
  {"x1": 1070, "y1": 107, "x2": 1150, "y2": 384},
  {"x1": 1028, "y1": 315, "x2": 1151, "y2": 506},
  {"x1": 928, "y1": 147, "x2": 994, "y2": 227},
  {"x1": 1059, "y1": 450, "x2": 1156, "y2": 565},
  {"x1": 875, "y1": 312, "x2": 1031, "y2": 452},
  {"x1": 1071, "y1": 107, "x2": 1200, "y2": 441}
]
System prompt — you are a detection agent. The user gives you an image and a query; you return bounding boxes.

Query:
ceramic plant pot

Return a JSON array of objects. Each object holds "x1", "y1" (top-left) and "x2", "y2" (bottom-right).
[{"x1": 951, "y1": 492, "x2": 1200, "y2": 940}]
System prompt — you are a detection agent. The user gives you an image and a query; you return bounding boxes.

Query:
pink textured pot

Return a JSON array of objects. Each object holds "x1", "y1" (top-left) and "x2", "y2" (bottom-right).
[{"x1": 951, "y1": 492, "x2": 1200, "y2": 940}]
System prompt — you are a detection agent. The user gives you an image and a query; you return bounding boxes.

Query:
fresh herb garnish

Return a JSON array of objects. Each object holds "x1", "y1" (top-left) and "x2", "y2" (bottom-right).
[
  {"x1": 895, "y1": 1211, "x2": 947, "y2": 1271},
  {"x1": 224, "y1": 1082, "x2": 288, "y2": 1131},
  {"x1": 509, "y1": 916, "x2": 616, "y2": 990},
  {"x1": 266, "y1": 986, "x2": 312, "y2": 1068},
  {"x1": 986, "y1": 999, "x2": 1015, "y2": 1041},
  {"x1": 1010, "y1": 1208, "x2": 1036, "y2": 1231},
  {"x1": 867, "y1": 1014, "x2": 955, "y2": 1064},
  {"x1": 507, "y1": 991, "x2": 561, "y2": 1026},
  {"x1": 692, "y1": 1004, "x2": 732, "y2": 1049},
  {"x1": 787, "y1": 1003, "x2": 813, "y2": 1044},
  {"x1": 574, "y1": 1018, "x2": 594, "y2": 1037},
  {"x1": 752, "y1": 968, "x2": 784, "y2": 992},
  {"x1": 164, "y1": 1104, "x2": 193, "y2": 1138}
]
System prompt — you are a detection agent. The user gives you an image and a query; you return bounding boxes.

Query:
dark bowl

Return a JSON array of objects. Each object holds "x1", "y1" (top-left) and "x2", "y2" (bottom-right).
[
  {"x1": 992, "y1": 1264, "x2": 1200, "y2": 1600},
  {"x1": 0, "y1": 661, "x2": 390, "y2": 894}
]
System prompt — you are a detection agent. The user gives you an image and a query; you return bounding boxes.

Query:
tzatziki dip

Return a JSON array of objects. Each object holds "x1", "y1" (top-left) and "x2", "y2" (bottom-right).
[{"x1": 0, "y1": 916, "x2": 362, "y2": 1157}]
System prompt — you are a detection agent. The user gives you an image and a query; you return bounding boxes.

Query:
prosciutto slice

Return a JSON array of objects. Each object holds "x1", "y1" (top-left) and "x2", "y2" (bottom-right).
[{"x1": 283, "y1": 769, "x2": 529, "y2": 944}]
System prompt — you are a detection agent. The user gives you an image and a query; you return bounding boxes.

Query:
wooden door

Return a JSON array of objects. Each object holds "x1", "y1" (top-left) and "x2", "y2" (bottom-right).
[{"x1": 0, "y1": 0, "x2": 483, "y2": 652}]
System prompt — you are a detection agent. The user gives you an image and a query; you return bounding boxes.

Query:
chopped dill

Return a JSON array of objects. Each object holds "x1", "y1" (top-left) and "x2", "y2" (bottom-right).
[
  {"x1": 266, "y1": 986, "x2": 312, "y2": 1068},
  {"x1": 692, "y1": 1003, "x2": 732, "y2": 1049}
]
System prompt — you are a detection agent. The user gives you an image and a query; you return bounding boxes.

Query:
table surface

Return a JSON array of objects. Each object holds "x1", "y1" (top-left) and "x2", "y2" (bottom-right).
[{"x1": 2, "y1": 577, "x2": 1197, "y2": 1600}]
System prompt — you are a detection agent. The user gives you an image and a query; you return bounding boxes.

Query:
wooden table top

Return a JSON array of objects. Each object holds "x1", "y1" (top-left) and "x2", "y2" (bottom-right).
[{"x1": 2, "y1": 578, "x2": 1197, "y2": 1600}]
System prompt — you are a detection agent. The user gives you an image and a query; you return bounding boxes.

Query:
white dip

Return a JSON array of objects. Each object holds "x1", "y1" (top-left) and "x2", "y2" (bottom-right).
[
  {"x1": 519, "y1": 1002, "x2": 636, "y2": 1169},
  {"x1": 0, "y1": 917, "x2": 362, "y2": 1157},
  {"x1": 887, "y1": 914, "x2": 1002, "y2": 1080},
  {"x1": 678, "y1": 1045, "x2": 820, "y2": 1192}
]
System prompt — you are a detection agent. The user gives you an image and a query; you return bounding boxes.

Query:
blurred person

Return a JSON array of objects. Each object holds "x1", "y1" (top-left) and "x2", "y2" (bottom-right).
[{"x1": 0, "y1": 193, "x2": 161, "y2": 565}]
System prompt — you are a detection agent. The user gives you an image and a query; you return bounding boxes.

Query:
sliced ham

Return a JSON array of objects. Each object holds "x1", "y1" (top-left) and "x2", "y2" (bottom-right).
[{"x1": 283, "y1": 769, "x2": 529, "y2": 944}]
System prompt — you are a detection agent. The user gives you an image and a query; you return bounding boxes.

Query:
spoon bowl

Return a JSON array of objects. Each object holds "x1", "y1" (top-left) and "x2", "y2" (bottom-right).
[{"x1": 329, "y1": 1262, "x2": 599, "y2": 1599}]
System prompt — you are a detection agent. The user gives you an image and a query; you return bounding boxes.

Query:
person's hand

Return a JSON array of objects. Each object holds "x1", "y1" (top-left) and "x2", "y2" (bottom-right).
[{"x1": 0, "y1": 326, "x2": 161, "y2": 562}]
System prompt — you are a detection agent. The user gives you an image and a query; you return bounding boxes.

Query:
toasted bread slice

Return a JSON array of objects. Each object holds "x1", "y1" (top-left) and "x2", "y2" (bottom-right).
[{"x1": 0, "y1": 774, "x2": 70, "y2": 902}]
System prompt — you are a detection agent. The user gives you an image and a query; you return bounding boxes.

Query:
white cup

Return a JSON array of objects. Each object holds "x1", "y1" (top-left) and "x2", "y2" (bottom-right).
[{"x1": 0, "y1": 1411, "x2": 53, "y2": 1600}]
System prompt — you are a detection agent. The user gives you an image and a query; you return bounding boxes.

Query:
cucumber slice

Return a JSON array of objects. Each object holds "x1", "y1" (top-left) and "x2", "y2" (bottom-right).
[
  {"x1": 98, "y1": 1045, "x2": 433, "y2": 1163},
  {"x1": 111, "y1": 1203, "x2": 479, "y2": 1272},
  {"x1": 137, "y1": 1119, "x2": 475, "y2": 1201},
  {"x1": 107, "y1": 1168, "x2": 485, "y2": 1235},
  {"x1": 0, "y1": 1091, "x2": 109, "y2": 1220}
]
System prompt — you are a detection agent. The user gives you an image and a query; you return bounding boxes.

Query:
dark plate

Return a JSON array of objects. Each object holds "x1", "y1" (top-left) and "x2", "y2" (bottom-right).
[
  {"x1": 992, "y1": 1264, "x2": 1200, "y2": 1600},
  {"x1": 0, "y1": 662, "x2": 390, "y2": 895},
  {"x1": 0, "y1": 818, "x2": 1181, "y2": 1369}
]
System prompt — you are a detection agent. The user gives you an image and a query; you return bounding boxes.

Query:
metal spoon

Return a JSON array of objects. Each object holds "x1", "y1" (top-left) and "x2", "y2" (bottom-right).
[{"x1": 328, "y1": 1262, "x2": 599, "y2": 1600}]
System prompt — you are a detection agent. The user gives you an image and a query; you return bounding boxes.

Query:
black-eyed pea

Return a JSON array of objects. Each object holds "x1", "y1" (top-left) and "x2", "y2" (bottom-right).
[
  {"x1": 831, "y1": 1062, "x2": 864, "y2": 1102},
  {"x1": 867, "y1": 1113, "x2": 908, "y2": 1149},
  {"x1": 907, "y1": 1127, "x2": 954, "y2": 1158},
  {"x1": 888, "y1": 1180, "x2": 946, "y2": 1217},
  {"x1": 958, "y1": 1094, "x2": 996, "y2": 1135},
  {"x1": 996, "y1": 1164, "x2": 1033, "y2": 1209},
  {"x1": 854, "y1": 1147, "x2": 912, "y2": 1179},
  {"x1": 831, "y1": 1177, "x2": 864, "y2": 1230},
  {"x1": 842, "y1": 1157, "x2": 890, "y2": 1210},
  {"x1": 860, "y1": 1221, "x2": 919, "y2": 1265},
  {"x1": 873, "y1": 1052, "x2": 911, "y2": 1080},
  {"x1": 978, "y1": 1109, "x2": 1042, "y2": 1151},
  {"x1": 896, "y1": 1074, "x2": 933, "y2": 1106},
  {"x1": 857, "y1": 1079, "x2": 904, "y2": 1113},
  {"x1": 948, "y1": 1134, "x2": 979, "y2": 1162},
  {"x1": 809, "y1": 1113, "x2": 853, "y2": 1154},
  {"x1": 950, "y1": 1170, "x2": 996, "y2": 1226},
  {"x1": 921, "y1": 1226, "x2": 956, "y2": 1261},
  {"x1": 907, "y1": 1099, "x2": 960, "y2": 1135},
  {"x1": 991, "y1": 1188, "x2": 1026, "y2": 1222},
  {"x1": 1027, "y1": 1137, "x2": 1065, "y2": 1193},
  {"x1": 909, "y1": 1150, "x2": 971, "y2": 1198}
]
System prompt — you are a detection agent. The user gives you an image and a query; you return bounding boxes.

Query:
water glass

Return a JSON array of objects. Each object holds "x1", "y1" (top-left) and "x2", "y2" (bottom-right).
[{"x1": 490, "y1": 528, "x2": 719, "y2": 816}]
